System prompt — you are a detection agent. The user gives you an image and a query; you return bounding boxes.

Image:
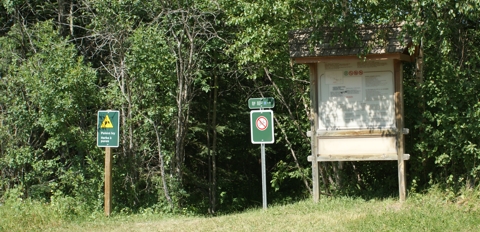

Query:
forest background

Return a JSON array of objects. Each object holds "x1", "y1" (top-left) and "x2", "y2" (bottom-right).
[{"x1": 1, "y1": 0, "x2": 479, "y2": 215}]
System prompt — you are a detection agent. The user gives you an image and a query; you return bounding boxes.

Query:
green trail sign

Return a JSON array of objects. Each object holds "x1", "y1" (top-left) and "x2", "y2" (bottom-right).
[
  {"x1": 248, "y1": 97, "x2": 275, "y2": 109},
  {"x1": 250, "y1": 110, "x2": 274, "y2": 144},
  {"x1": 97, "y1": 110, "x2": 120, "y2": 147}
]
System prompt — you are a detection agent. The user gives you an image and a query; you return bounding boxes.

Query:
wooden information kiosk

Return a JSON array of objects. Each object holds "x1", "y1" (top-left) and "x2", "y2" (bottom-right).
[{"x1": 288, "y1": 25, "x2": 416, "y2": 202}]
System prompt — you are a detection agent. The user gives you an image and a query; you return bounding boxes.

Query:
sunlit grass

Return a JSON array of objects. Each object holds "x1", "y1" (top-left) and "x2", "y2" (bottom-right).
[{"x1": 2, "y1": 189, "x2": 480, "y2": 232}]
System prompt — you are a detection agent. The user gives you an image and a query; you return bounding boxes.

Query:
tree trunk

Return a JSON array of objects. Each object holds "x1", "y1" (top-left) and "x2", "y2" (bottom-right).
[
  {"x1": 69, "y1": 1, "x2": 73, "y2": 36},
  {"x1": 263, "y1": 68, "x2": 312, "y2": 193},
  {"x1": 151, "y1": 119, "x2": 173, "y2": 209},
  {"x1": 211, "y1": 74, "x2": 218, "y2": 214}
]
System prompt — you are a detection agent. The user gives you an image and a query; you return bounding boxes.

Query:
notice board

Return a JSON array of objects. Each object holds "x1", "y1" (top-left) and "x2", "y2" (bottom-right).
[{"x1": 317, "y1": 60, "x2": 395, "y2": 131}]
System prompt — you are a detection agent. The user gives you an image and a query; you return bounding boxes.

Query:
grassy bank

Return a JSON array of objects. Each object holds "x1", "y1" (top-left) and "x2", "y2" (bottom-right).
[{"x1": 2, "y1": 190, "x2": 480, "y2": 232}]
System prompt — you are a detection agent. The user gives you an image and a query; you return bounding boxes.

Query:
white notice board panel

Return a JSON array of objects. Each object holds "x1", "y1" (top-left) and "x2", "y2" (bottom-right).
[{"x1": 318, "y1": 60, "x2": 395, "y2": 130}]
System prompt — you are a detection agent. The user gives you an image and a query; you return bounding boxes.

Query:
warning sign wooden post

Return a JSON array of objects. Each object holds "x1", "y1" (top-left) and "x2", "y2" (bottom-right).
[
  {"x1": 97, "y1": 110, "x2": 120, "y2": 216},
  {"x1": 97, "y1": 111, "x2": 119, "y2": 147}
]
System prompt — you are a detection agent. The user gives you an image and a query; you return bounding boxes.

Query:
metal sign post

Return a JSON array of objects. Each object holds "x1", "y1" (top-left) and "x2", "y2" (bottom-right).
[
  {"x1": 97, "y1": 110, "x2": 120, "y2": 216},
  {"x1": 261, "y1": 143, "x2": 267, "y2": 209},
  {"x1": 249, "y1": 98, "x2": 274, "y2": 210}
]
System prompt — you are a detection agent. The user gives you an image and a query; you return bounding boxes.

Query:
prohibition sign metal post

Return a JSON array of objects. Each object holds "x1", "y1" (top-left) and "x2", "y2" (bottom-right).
[
  {"x1": 249, "y1": 98, "x2": 275, "y2": 210},
  {"x1": 97, "y1": 110, "x2": 120, "y2": 216}
]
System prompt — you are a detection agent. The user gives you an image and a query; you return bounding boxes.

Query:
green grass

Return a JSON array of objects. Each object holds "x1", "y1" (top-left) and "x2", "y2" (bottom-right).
[{"x1": 2, "y1": 190, "x2": 480, "y2": 232}]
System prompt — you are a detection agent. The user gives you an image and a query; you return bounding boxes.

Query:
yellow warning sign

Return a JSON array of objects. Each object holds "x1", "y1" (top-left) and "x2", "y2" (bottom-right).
[{"x1": 100, "y1": 115, "x2": 114, "y2": 129}]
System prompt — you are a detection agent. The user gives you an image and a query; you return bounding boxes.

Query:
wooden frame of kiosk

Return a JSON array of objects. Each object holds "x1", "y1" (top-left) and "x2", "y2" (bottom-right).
[{"x1": 288, "y1": 24, "x2": 416, "y2": 202}]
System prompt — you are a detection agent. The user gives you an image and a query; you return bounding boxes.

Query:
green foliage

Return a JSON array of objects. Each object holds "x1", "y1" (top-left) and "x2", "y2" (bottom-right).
[
  {"x1": 113, "y1": 24, "x2": 178, "y2": 210},
  {"x1": 402, "y1": 0, "x2": 480, "y2": 192},
  {"x1": 0, "y1": 21, "x2": 102, "y2": 208}
]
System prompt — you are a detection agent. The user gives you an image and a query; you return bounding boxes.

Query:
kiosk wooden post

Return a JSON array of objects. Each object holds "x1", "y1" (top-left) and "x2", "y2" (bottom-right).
[
  {"x1": 308, "y1": 64, "x2": 320, "y2": 203},
  {"x1": 394, "y1": 60, "x2": 407, "y2": 201},
  {"x1": 289, "y1": 24, "x2": 417, "y2": 202}
]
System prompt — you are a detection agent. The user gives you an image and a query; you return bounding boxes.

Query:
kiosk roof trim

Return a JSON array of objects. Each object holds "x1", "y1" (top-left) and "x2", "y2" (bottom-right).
[{"x1": 288, "y1": 24, "x2": 413, "y2": 60}]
